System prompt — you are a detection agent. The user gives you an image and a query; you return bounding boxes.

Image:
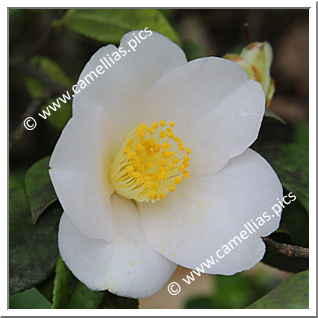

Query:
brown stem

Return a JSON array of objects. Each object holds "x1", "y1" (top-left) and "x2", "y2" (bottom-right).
[
  {"x1": 243, "y1": 23, "x2": 253, "y2": 44},
  {"x1": 263, "y1": 237, "x2": 309, "y2": 259}
]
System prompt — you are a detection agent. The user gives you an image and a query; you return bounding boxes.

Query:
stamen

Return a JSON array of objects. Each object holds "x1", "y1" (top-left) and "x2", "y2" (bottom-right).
[{"x1": 110, "y1": 120, "x2": 191, "y2": 203}]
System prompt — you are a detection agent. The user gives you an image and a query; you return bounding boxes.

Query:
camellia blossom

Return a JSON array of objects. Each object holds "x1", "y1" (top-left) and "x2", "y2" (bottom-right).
[{"x1": 49, "y1": 31, "x2": 283, "y2": 299}]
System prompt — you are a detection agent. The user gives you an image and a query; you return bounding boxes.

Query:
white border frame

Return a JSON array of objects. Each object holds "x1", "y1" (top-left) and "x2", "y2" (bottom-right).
[{"x1": 4, "y1": 1, "x2": 316, "y2": 316}]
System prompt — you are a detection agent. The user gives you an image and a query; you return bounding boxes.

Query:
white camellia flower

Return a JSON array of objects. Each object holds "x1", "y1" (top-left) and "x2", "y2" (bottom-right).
[{"x1": 49, "y1": 31, "x2": 283, "y2": 299}]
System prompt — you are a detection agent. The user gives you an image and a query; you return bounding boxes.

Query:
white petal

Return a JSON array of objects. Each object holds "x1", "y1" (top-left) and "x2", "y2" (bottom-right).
[
  {"x1": 49, "y1": 107, "x2": 116, "y2": 241},
  {"x1": 59, "y1": 194, "x2": 177, "y2": 298},
  {"x1": 138, "y1": 149, "x2": 283, "y2": 275},
  {"x1": 139, "y1": 57, "x2": 265, "y2": 176},
  {"x1": 72, "y1": 31, "x2": 187, "y2": 159}
]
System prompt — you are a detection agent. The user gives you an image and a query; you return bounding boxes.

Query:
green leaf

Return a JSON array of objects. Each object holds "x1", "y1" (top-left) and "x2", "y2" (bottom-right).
[
  {"x1": 39, "y1": 99, "x2": 72, "y2": 131},
  {"x1": 52, "y1": 257, "x2": 105, "y2": 309},
  {"x1": 247, "y1": 270, "x2": 309, "y2": 309},
  {"x1": 9, "y1": 188, "x2": 62, "y2": 295},
  {"x1": 257, "y1": 144, "x2": 309, "y2": 212},
  {"x1": 9, "y1": 288, "x2": 51, "y2": 309},
  {"x1": 52, "y1": 257, "x2": 139, "y2": 309},
  {"x1": 182, "y1": 40, "x2": 209, "y2": 61},
  {"x1": 24, "y1": 76, "x2": 44, "y2": 99},
  {"x1": 25, "y1": 56, "x2": 72, "y2": 100},
  {"x1": 24, "y1": 56, "x2": 73, "y2": 130},
  {"x1": 9, "y1": 188, "x2": 32, "y2": 251},
  {"x1": 279, "y1": 194, "x2": 309, "y2": 247},
  {"x1": 58, "y1": 9, "x2": 180, "y2": 45},
  {"x1": 31, "y1": 56, "x2": 73, "y2": 88},
  {"x1": 294, "y1": 122, "x2": 309, "y2": 146},
  {"x1": 9, "y1": 167, "x2": 27, "y2": 190},
  {"x1": 25, "y1": 156, "x2": 57, "y2": 224}
]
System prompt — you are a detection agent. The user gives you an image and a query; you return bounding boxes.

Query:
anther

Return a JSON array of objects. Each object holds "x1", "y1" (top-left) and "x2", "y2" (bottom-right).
[{"x1": 110, "y1": 120, "x2": 191, "y2": 203}]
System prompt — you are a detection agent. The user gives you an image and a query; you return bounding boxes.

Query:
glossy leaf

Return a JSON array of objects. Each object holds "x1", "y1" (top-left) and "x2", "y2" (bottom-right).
[
  {"x1": 257, "y1": 144, "x2": 309, "y2": 211},
  {"x1": 58, "y1": 9, "x2": 180, "y2": 45},
  {"x1": 247, "y1": 270, "x2": 309, "y2": 309},
  {"x1": 9, "y1": 188, "x2": 62, "y2": 295},
  {"x1": 25, "y1": 156, "x2": 57, "y2": 224}
]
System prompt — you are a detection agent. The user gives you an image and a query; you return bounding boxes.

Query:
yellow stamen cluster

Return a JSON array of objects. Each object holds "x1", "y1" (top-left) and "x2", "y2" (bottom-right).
[{"x1": 110, "y1": 121, "x2": 191, "y2": 202}]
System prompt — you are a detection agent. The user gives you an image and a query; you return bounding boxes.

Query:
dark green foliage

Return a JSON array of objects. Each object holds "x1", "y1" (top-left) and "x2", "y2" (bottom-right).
[{"x1": 9, "y1": 188, "x2": 62, "y2": 295}]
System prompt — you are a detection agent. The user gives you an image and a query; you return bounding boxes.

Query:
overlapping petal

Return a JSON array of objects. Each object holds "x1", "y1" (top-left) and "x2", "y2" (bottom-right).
[
  {"x1": 72, "y1": 31, "x2": 187, "y2": 159},
  {"x1": 50, "y1": 30, "x2": 284, "y2": 298},
  {"x1": 138, "y1": 149, "x2": 282, "y2": 275},
  {"x1": 139, "y1": 57, "x2": 265, "y2": 176},
  {"x1": 50, "y1": 107, "x2": 116, "y2": 241},
  {"x1": 58, "y1": 194, "x2": 177, "y2": 298}
]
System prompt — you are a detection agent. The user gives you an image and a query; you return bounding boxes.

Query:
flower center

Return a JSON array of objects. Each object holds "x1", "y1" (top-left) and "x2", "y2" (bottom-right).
[{"x1": 110, "y1": 120, "x2": 191, "y2": 203}]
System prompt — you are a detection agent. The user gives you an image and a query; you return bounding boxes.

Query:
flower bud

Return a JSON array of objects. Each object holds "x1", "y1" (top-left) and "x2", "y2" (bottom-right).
[{"x1": 224, "y1": 42, "x2": 275, "y2": 108}]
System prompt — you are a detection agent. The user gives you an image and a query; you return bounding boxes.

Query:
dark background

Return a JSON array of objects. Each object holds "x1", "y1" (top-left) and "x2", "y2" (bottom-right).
[{"x1": 9, "y1": 8, "x2": 309, "y2": 309}]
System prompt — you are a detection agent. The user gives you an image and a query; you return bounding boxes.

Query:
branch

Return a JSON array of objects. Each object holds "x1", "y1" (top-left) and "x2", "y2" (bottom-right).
[{"x1": 263, "y1": 237, "x2": 309, "y2": 259}]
